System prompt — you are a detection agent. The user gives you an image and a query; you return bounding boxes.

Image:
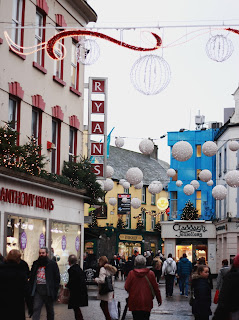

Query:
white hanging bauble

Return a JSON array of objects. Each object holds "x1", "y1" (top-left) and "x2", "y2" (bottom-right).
[
  {"x1": 199, "y1": 169, "x2": 212, "y2": 182},
  {"x1": 202, "y1": 141, "x2": 218, "y2": 157},
  {"x1": 206, "y1": 35, "x2": 233, "y2": 62},
  {"x1": 131, "y1": 197, "x2": 141, "y2": 209},
  {"x1": 139, "y1": 139, "x2": 154, "y2": 155},
  {"x1": 122, "y1": 181, "x2": 130, "y2": 189},
  {"x1": 183, "y1": 184, "x2": 195, "y2": 195},
  {"x1": 167, "y1": 168, "x2": 176, "y2": 177},
  {"x1": 134, "y1": 181, "x2": 143, "y2": 189},
  {"x1": 212, "y1": 185, "x2": 227, "y2": 200},
  {"x1": 148, "y1": 182, "x2": 162, "y2": 194},
  {"x1": 229, "y1": 140, "x2": 239, "y2": 151},
  {"x1": 130, "y1": 55, "x2": 171, "y2": 95},
  {"x1": 103, "y1": 178, "x2": 114, "y2": 192},
  {"x1": 207, "y1": 180, "x2": 214, "y2": 186},
  {"x1": 172, "y1": 141, "x2": 193, "y2": 162},
  {"x1": 115, "y1": 137, "x2": 124, "y2": 148},
  {"x1": 119, "y1": 179, "x2": 126, "y2": 185},
  {"x1": 109, "y1": 197, "x2": 117, "y2": 206},
  {"x1": 126, "y1": 167, "x2": 143, "y2": 185},
  {"x1": 122, "y1": 197, "x2": 128, "y2": 204},
  {"x1": 176, "y1": 180, "x2": 183, "y2": 187},
  {"x1": 190, "y1": 180, "x2": 200, "y2": 190},
  {"x1": 96, "y1": 180, "x2": 104, "y2": 190},
  {"x1": 225, "y1": 170, "x2": 239, "y2": 187},
  {"x1": 106, "y1": 165, "x2": 114, "y2": 178},
  {"x1": 76, "y1": 38, "x2": 100, "y2": 65}
]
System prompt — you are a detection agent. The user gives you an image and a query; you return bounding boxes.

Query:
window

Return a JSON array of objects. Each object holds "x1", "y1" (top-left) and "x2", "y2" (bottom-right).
[
  {"x1": 151, "y1": 193, "x2": 156, "y2": 205},
  {"x1": 51, "y1": 119, "x2": 61, "y2": 174},
  {"x1": 197, "y1": 169, "x2": 201, "y2": 180},
  {"x1": 142, "y1": 186, "x2": 146, "y2": 204},
  {"x1": 151, "y1": 215, "x2": 156, "y2": 230},
  {"x1": 224, "y1": 198, "x2": 227, "y2": 219},
  {"x1": 170, "y1": 191, "x2": 177, "y2": 219},
  {"x1": 172, "y1": 170, "x2": 178, "y2": 181},
  {"x1": 71, "y1": 42, "x2": 79, "y2": 89},
  {"x1": 69, "y1": 127, "x2": 77, "y2": 162},
  {"x1": 126, "y1": 214, "x2": 131, "y2": 229},
  {"x1": 35, "y1": 11, "x2": 45, "y2": 66},
  {"x1": 124, "y1": 188, "x2": 129, "y2": 194},
  {"x1": 54, "y1": 37, "x2": 64, "y2": 81},
  {"x1": 8, "y1": 98, "x2": 18, "y2": 129},
  {"x1": 196, "y1": 145, "x2": 201, "y2": 157},
  {"x1": 141, "y1": 210, "x2": 146, "y2": 227},
  {"x1": 12, "y1": 0, "x2": 25, "y2": 47},
  {"x1": 196, "y1": 191, "x2": 201, "y2": 217},
  {"x1": 219, "y1": 200, "x2": 222, "y2": 220},
  {"x1": 31, "y1": 108, "x2": 42, "y2": 146},
  {"x1": 224, "y1": 148, "x2": 227, "y2": 173},
  {"x1": 219, "y1": 152, "x2": 222, "y2": 177}
]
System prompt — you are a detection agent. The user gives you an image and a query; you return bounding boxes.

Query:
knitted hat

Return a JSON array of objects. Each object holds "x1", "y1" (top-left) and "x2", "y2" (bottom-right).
[{"x1": 233, "y1": 254, "x2": 239, "y2": 268}]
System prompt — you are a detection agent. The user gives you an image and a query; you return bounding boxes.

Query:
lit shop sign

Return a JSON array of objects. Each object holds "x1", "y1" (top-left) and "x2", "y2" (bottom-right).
[
  {"x1": 0, "y1": 187, "x2": 54, "y2": 211},
  {"x1": 173, "y1": 223, "x2": 207, "y2": 238}
]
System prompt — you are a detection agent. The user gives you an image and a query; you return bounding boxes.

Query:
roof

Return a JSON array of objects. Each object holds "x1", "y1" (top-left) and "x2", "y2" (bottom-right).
[{"x1": 107, "y1": 146, "x2": 170, "y2": 187}]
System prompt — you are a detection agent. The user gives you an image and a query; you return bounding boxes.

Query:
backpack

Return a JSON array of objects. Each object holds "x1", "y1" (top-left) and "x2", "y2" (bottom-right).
[{"x1": 165, "y1": 261, "x2": 174, "y2": 274}]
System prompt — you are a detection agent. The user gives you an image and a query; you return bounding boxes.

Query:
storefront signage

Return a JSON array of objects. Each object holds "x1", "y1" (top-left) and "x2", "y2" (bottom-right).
[
  {"x1": 216, "y1": 224, "x2": 227, "y2": 232},
  {"x1": 173, "y1": 223, "x2": 207, "y2": 238},
  {"x1": 20, "y1": 231, "x2": 27, "y2": 250},
  {"x1": 118, "y1": 194, "x2": 131, "y2": 214},
  {"x1": 119, "y1": 234, "x2": 143, "y2": 241},
  {"x1": 0, "y1": 187, "x2": 54, "y2": 211}
]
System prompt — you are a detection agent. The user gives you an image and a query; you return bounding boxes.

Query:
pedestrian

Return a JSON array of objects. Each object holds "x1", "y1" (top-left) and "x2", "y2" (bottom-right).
[
  {"x1": 191, "y1": 265, "x2": 212, "y2": 320},
  {"x1": 95, "y1": 256, "x2": 117, "y2": 320},
  {"x1": 29, "y1": 246, "x2": 60, "y2": 320},
  {"x1": 131, "y1": 249, "x2": 139, "y2": 267},
  {"x1": 213, "y1": 254, "x2": 239, "y2": 320},
  {"x1": 197, "y1": 257, "x2": 213, "y2": 289},
  {"x1": 162, "y1": 253, "x2": 177, "y2": 297},
  {"x1": 119, "y1": 254, "x2": 126, "y2": 280},
  {"x1": 66, "y1": 254, "x2": 88, "y2": 320},
  {"x1": 152, "y1": 256, "x2": 162, "y2": 283},
  {"x1": 177, "y1": 253, "x2": 192, "y2": 297},
  {"x1": 125, "y1": 254, "x2": 162, "y2": 320},
  {"x1": 110, "y1": 254, "x2": 120, "y2": 279},
  {"x1": 146, "y1": 251, "x2": 153, "y2": 266},
  {"x1": 0, "y1": 249, "x2": 30, "y2": 320},
  {"x1": 215, "y1": 259, "x2": 230, "y2": 292}
]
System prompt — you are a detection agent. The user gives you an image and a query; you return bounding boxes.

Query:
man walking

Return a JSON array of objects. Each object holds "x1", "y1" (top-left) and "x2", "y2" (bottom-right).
[
  {"x1": 162, "y1": 253, "x2": 177, "y2": 297},
  {"x1": 177, "y1": 253, "x2": 192, "y2": 297},
  {"x1": 29, "y1": 247, "x2": 60, "y2": 320}
]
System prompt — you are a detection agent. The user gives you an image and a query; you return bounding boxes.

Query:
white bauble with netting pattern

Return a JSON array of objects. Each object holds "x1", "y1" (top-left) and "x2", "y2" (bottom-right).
[
  {"x1": 148, "y1": 182, "x2": 162, "y2": 194},
  {"x1": 106, "y1": 165, "x2": 114, "y2": 178},
  {"x1": 207, "y1": 180, "x2": 214, "y2": 186},
  {"x1": 126, "y1": 167, "x2": 143, "y2": 185},
  {"x1": 229, "y1": 140, "x2": 239, "y2": 151},
  {"x1": 183, "y1": 184, "x2": 195, "y2": 195},
  {"x1": 190, "y1": 180, "x2": 200, "y2": 190},
  {"x1": 115, "y1": 137, "x2": 124, "y2": 148},
  {"x1": 225, "y1": 170, "x2": 239, "y2": 187},
  {"x1": 167, "y1": 168, "x2": 176, "y2": 177},
  {"x1": 139, "y1": 139, "x2": 154, "y2": 155},
  {"x1": 122, "y1": 181, "x2": 130, "y2": 189},
  {"x1": 122, "y1": 197, "x2": 128, "y2": 204},
  {"x1": 176, "y1": 180, "x2": 183, "y2": 187},
  {"x1": 109, "y1": 198, "x2": 117, "y2": 206},
  {"x1": 172, "y1": 141, "x2": 193, "y2": 162},
  {"x1": 199, "y1": 169, "x2": 212, "y2": 182},
  {"x1": 104, "y1": 178, "x2": 114, "y2": 192},
  {"x1": 202, "y1": 141, "x2": 218, "y2": 157},
  {"x1": 119, "y1": 179, "x2": 126, "y2": 185},
  {"x1": 134, "y1": 181, "x2": 143, "y2": 189},
  {"x1": 131, "y1": 197, "x2": 141, "y2": 209},
  {"x1": 212, "y1": 185, "x2": 227, "y2": 200}
]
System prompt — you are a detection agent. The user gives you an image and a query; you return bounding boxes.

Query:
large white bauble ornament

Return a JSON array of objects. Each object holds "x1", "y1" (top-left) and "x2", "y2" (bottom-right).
[
  {"x1": 134, "y1": 181, "x2": 143, "y2": 189},
  {"x1": 109, "y1": 197, "x2": 117, "y2": 206},
  {"x1": 148, "y1": 183, "x2": 161, "y2": 194},
  {"x1": 130, "y1": 55, "x2": 171, "y2": 95},
  {"x1": 206, "y1": 35, "x2": 233, "y2": 62},
  {"x1": 96, "y1": 180, "x2": 104, "y2": 190},
  {"x1": 229, "y1": 140, "x2": 239, "y2": 151},
  {"x1": 207, "y1": 180, "x2": 214, "y2": 186},
  {"x1": 115, "y1": 137, "x2": 124, "y2": 148},
  {"x1": 225, "y1": 170, "x2": 239, "y2": 187},
  {"x1": 131, "y1": 197, "x2": 141, "y2": 209},
  {"x1": 122, "y1": 181, "x2": 130, "y2": 189},
  {"x1": 183, "y1": 184, "x2": 195, "y2": 195},
  {"x1": 199, "y1": 169, "x2": 212, "y2": 182},
  {"x1": 126, "y1": 167, "x2": 143, "y2": 185},
  {"x1": 172, "y1": 141, "x2": 193, "y2": 162},
  {"x1": 190, "y1": 180, "x2": 200, "y2": 190},
  {"x1": 76, "y1": 38, "x2": 100, "y2": 65},
  {"x1": 202, "y1": 141, "x2": 218, "y2": 157},
  {"x1": 106, "y1": 165, "x2": 114, "y2": 178},
  {"x1": 104, "y1": 178, "x2": 114, "y2": 192},
  {"x1": 176, "y1": 180, "x2": 183, "y2": 187},
  {"x1": 119, "y1": 179, "x2": 126, "y2": 185},
  {"x1": 139, "y1": 139, "x2": 154, "y2": 155},
  {"x1": 212, "y1": 185, "x2": 227, "y2": 200},
  {"x1": 167, "y1": 168, "x2": 176, "y2": 177},
  {"x1": 122, "y1": 197, "x2": 128, "y2": 204}
]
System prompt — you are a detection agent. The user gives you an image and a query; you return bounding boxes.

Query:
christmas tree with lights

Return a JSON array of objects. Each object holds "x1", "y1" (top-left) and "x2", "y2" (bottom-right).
[
  {"x1": 136, "y1": 213, "x2": 144, "y2": 230},
  {"x1": 117, "y1": 217, "x2": 126, "y2": 229},
  {"x1": 181, "y1": 200, "x2": 199, "y2": 220}
]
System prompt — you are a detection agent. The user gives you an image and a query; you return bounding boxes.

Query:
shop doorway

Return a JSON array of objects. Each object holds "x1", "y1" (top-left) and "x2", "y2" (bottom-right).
[
  {"x1": 118, "y1": 242, "x2": 141, "y2": 260},
  {"x1": 176, "y1": 242, "x2": 208, "y2": 263}
]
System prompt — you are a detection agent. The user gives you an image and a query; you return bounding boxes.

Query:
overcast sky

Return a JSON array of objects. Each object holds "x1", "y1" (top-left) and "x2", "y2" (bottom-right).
[{"x1": 84, "y1": 0, "x2": 239, "y2": 163}]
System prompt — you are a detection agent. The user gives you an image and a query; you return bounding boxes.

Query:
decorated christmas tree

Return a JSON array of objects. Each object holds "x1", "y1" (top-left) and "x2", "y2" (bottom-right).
[
  {"x1": 154, "y1": 222, "x2": 161, "y2": 232},
  {"x1": 117, "y1": 217, "x2": 126, "y2": 229},
  {"x1": 136, "y1": 213, "x2": 144, "y2": 230},
  {"x1": 181, "y1": 200, "x2": 199, "y2": 220}
]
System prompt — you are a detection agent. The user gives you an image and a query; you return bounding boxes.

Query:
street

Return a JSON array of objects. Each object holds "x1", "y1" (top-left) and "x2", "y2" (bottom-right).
[{"x1": 31, "y1": 278, "x2": 217, "y2": 320}]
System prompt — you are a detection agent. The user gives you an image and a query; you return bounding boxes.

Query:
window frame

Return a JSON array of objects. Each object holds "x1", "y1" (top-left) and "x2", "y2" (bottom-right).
[
  {"x1": 31, "y1": 107, "x2": 42, "y2": 150},
  {"x1": 12, "y1": 0, "x2": 25, "y2": 50},
  {"x1": 196, "y1": 190, "x2": 201, "y2": 217},
  {"x1": 51, "y1": 119, "x2": 61, "y2": 174},
  {"x1": 151, "y1": 193, "x2": 156, "y2": 205},
  {"x1": 54, "y1": 33, "x2": 64, "y2": 81},
  {"x1": 71, "y1": 41, "x2": 79, "y2": 90},
  {"x1": 170, "y1": 191, "x2": 177, "y2": 219},
  {"x1": 223, "y1": 147, "x2": 227, "y2": 173},
  {"x1": 196, "y1": 145, "x2": 202, "y2": 157},
  {"x1": 69, "y1": 127, "x2": 77, "y2": 162},
  {"x1": 34, "y1": 10, "x2": 46, "y2": 67},
  {"x1": 142, "y1": 186, "x2": 146, "y2": 204},
  {"x1": 8, "y1": 97, "x2": 21, "y2": 145},
  {"x1": 219, "y1": 152, "x2": 222, "y2": 177}
]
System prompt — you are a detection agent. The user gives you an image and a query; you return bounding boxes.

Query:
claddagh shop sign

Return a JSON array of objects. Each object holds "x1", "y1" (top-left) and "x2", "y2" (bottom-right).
[{"x1": 173, "y1": 223, "x2": 207, "y2": 238}]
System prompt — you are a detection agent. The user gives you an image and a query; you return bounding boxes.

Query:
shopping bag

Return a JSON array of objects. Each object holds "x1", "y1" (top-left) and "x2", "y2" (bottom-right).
[
  {"x1": 99, "y1": 275, "x2": 114, "y2": 295},
  {"x1": 213, "y1": 289, "x2": 219, "y2": 304},
  {"x1": 58, "y1": 286, "x2": 70, "y2": 304},
  {"x1": 108, "y1": 299, "x2": 119, "y2": 320}
]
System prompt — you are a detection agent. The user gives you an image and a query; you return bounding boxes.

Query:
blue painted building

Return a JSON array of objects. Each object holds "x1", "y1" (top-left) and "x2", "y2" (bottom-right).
[{"x1": 167, "y1": 128, "x2": 219, "y2": 221}]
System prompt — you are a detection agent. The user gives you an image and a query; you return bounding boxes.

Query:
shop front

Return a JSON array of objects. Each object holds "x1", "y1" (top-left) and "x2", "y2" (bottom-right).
[
  {"x1": 0, "y1": 170, "x2": 86, "y2": 281},
  {"x1": 161, "y1": 220, "x2": 217, "y2": 274},
  {"x1": 117, "y1": 234, "x2": 143, "y2": 260}
]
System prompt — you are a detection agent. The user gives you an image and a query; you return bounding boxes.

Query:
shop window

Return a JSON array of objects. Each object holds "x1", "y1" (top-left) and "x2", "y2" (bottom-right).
[
  {"x1": 172, "y1": 170, "x2": 178, "y2": 181},
  {"x1": 84, "y1": 242, "x2": 94, "y2": 254},
  {"x1": 151, "y1": 193, "x2": 156, "y2": 205},
  {"x1": 142, "y1": 186, "x2": 146, "y2": 204},
  {"x1": 224, "y1": 148, "x2": 227, "y2": 173},
  {"x1": 12, "y1": 0, "x2": 25, "y2": 49},
  {"x1": 6, "y1": 215, "x2": 46, "y2": 267},
  {"x1": 69, "y1": 127, "x2": 77, "y2": 162},
  {"x1": 196, "y1": 145, "x2": 201, "y2": 157},
  {"x1": 170, "y1": 191, "x2": 177, "y2": 219},
  {"x1": 196, "y1": 191, "x2": 201, "y2": 217}
]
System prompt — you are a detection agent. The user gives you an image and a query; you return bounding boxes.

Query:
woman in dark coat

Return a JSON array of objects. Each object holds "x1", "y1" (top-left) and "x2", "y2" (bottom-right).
[
  {"x1": 0, "y1": 249, "x2": 30, "y2": 320},
  {"x1": 66, "y1": 254, "x2": 88, "y2": 320},
  {"x1": 191, "y1": 265, "x2": 212, "y2": 320}
]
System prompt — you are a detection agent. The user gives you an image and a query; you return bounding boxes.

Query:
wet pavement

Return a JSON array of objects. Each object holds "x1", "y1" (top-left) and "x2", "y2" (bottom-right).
[{"x1": 28, "y1": 278, "x2": 217, "y2": 320}]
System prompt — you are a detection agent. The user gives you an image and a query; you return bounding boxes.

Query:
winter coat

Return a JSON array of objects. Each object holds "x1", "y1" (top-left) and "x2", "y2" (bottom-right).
[
  {"x1": 125, "y1": 268, "x2": 162, "y2": 313},
  {"x1": 152, "y1": 257, "x2": 162, "y2": 271},
  {"x1": 216, "y1": 266, "x2": 230, "y2": 291},
  {"x1": 0, "y1": 262, "x2": 30, "y2": 320},
  {"x1": 95, "y1": 264, "x2": 117, "y2": 301},
  {"x1": 177, "y1": 257, "x2": 192, "y2": 276},
  {"x1": 213, "y1": 267, "x2": 239, "y2": 320},
  {"x1": 29, "y1": 257, "x2": 60, "y2": 300},
  {"x1": 66, "y1": 264, "x2": 88, "y2": 308},
  {"x1": 191, "y1": 274, "x2": 212, "y2": 317},
  {"x1": 162, "y1": 258, "x2": 177, "y2": 276}
]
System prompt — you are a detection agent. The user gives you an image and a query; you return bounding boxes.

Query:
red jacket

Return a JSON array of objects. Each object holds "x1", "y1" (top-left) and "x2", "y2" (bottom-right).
[{"x1": 125, "y1": 268, "x2": 162, "y2": 312}]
